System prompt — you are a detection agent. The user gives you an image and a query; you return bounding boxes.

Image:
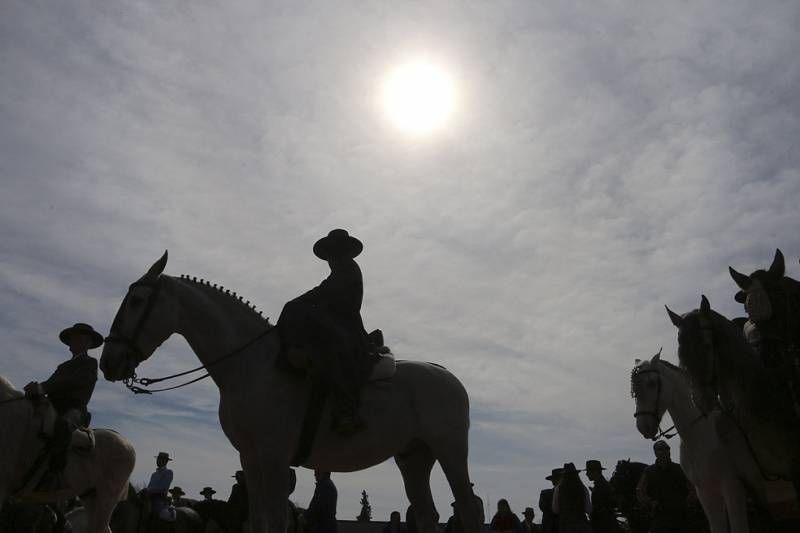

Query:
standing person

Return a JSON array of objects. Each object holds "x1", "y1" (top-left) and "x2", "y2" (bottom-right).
[
  {"x1": 520, "y1": 507, "x2": 542, "y2": 533},
  {"x1": 146, "y1": 452, "x2": 174, "y2": 520},
  {"x1": 584, "y1": 461, "x2": 618, "y2": 533},
  {"x1": 471, "y1": 483, "x2": 486, "y2": 526},
  {"x1": 636, "y1": 441, "x2": 689, "y2": 533},
  {"x1": 383, "y1": 511, "x2": 408, "y2": 533},
  {"x1": 552, "y1": 463, "x2": 591, "y2": 533},
  {"x1": 23, "y1": 323, "x2": 102, "y2": 480},
  {"x1": 307, "y1": 471, "x2": 338, "y2": 533},
  {"x1": 539, "y1": 468, "x2": 563, "y2": 533},
  {"x1": 446, "y1": 503, "x2": 463, "y2": 533},
  {"x1": 489, "y1": 499, "x2": 521, "y2": 533},
  {"x1": 405, "y1": 505, "x2": 418, "y2": 533},
  {"x1": 168, "y1": 486, "x2": 190, "y2": 507},
  {"x1": 228, "y1": 470, "x2": 249, "y2": 533}
]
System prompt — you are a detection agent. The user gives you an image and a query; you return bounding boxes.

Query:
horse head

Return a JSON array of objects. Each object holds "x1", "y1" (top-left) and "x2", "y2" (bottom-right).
[
  {"x1": 100, "y1": 251, "x2": 179, "y2": 381},
  {"x1": 729, "y1": 248, "x2": 786, "y2": 323},
  {"x1": 630, "y1": 350, "x2": 671, "y2": 440},
  {"x1": 666, "y1": 295, "x2": 718, "y2": 414}
]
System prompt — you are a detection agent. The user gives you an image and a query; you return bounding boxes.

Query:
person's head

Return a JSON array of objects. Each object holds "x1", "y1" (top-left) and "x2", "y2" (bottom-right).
[
  {"x1": 155, "y1": 452, "x2": 171, "y2": 468},
  {"x1": 584, "y1": 460, "x2": 605, "y2": 482},
  {"x1": 496, "y1": 499, "x2": 511, "y2": 515},
  {"x1": 200, "y1": 487, "x2": 216, "y2": 501},
  {"x1": 234, "y1": 470, "x2": 245, "y2": 484},
  {"x1": 521, "y1": 507, "x2": 535, "y2": 523},
  {"x1": 59, "y1": 323, "x2": 103, "y2": 357},
  {"x1": 653, "y1": 440, "x2": 671, "y2": 462},
  {"x1": 315, "y1": 470, "x2": 331, "y2": 482},
  {"x1": 545, "y1": 468, "x2": 563, "y2": 487},
  {"x1": 390, "y1": 511, "x2": 401, "y2": 524}
]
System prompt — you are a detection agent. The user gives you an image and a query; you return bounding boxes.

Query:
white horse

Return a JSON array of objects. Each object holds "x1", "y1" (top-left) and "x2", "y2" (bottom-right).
[
  {"x1": 99, "y1": 252, "x2": 483, "y2": 533},
  {"x1": 630, "y1": 351, "x2": 771, "y2": 533},
  {"x1": 0, "y1": 376, "x2": 136, "y2": 533}
]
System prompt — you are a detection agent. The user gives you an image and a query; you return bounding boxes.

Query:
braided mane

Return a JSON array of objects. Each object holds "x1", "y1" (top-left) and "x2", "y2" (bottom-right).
[{"x1": 176, "y1": 275, "x2": 272, "y2": 326}]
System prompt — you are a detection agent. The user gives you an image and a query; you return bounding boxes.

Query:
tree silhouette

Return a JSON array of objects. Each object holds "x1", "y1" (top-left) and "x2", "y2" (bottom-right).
[{"x1": 357, "y1": 490, "x2": 372, "y2": 522}]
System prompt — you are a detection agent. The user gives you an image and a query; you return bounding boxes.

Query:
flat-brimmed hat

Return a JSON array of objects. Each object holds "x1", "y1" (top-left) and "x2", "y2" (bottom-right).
[
  {"x1": 155, "y1": 452, "x2": 172, "y2": 462},
  {"x1": 521, "y1": 507, "x2": 535, "y2": 517},
  {"x1": 59, "y1": 323, "x2": 103, "y2": 349},
  {"x1": 585, "y1": 460, "x2": 606, "y2": 471},
  {"x1": 313, "y1": 229, "x2": 363, "y2": 260},
  {"x1": 562, "y1": 462, "x2": 581, "y2": 474},
  {"x1": 545, "y1": 468, "x2": 564, "y2": 481},
  {"x1": 169, "y1": 486, "x2": 185, "y2": 496},
  {"x1": 232, "y1": 470, "x2": 244, "y2": 478},
  {"x1": 200, "y1": 487, "x2": 216, "y2": 496},
  {"x1": 653, "y1": 440, "x2": 670, "y2": 450}
]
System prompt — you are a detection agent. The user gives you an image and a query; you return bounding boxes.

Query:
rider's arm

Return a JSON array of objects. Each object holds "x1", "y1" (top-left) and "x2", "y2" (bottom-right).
[{"x1": 41, "y1": 357, "x2": 97, "y2": 396}]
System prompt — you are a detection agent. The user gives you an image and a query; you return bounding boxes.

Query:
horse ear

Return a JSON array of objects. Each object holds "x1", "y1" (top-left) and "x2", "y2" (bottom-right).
[
  {"x1": 769, "y1": 249, "x2": 785, "y2": 278},
  {"x1": 700, "y1": 294, "x2": 711, "y2": 314},
  {"x1": 650, "y1": 348, "x2": 662, "y2": 364},
  {"x1": 665, "y1": 306, "x2": 682, "y2": 328},
  {"x1": 729, "y1": 266, "x2": 752, "y2": 290},
  {"x1": 144, "y1": 250, "x2": 169, "y2": 281}
]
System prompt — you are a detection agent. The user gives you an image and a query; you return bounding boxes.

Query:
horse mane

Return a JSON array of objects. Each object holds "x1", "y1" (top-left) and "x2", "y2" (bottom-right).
[
  {"x1": 175, "y1": 275, "x2": 273, "y2": 326},
  {"x1": 0, "y1": 375, "x2": 22, "y2": 401}
]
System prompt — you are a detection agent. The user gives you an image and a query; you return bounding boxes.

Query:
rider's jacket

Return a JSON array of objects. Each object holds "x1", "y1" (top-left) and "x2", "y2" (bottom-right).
[
  {"x1": 300, "y1": 258, "x2": 365, "y2": 330},
  {"x1": 41, "y1": 353, "x2": 98, "y2": 414}
]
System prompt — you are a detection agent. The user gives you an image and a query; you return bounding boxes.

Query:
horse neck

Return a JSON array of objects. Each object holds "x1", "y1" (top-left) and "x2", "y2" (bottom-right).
[
  {"x1": 656, "y1": 362, "x2": 701, "y2": 437},
  {"x1": 168, "y1": 277, "x2": 272, "y2": 386},
  {"x1": 0, "y1": 376, "x2": 22, "y2": 401},
  {"x1": 712, "y1": 311, "x2": 762, "y2": 405}
]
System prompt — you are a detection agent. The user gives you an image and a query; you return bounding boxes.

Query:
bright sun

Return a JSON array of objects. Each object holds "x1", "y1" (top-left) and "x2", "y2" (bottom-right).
[{"x1": 382, "y1": 62, "x2": 455, "y2": 135}]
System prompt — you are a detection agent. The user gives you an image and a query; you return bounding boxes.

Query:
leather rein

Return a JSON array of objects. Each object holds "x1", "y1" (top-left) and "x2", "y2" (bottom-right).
[{"x1": 105, "y1": 278, "x2": 272, "y2": 395}]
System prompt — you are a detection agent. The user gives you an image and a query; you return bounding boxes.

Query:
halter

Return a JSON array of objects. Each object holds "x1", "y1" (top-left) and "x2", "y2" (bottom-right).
[{"x1": 104, "y1": 279, "x2": 163, "y2": 364}]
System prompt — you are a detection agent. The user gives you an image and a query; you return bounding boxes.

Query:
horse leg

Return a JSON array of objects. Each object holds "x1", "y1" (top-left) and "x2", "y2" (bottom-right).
[
  {"x1": 432, "y1": 436, "x2": 481, "y2": 533},
  {"x1": 261, "y1": 455, "x2": 290, "y2": 533},
  {"x1": 718, "y1": 479, "x2": 750, "y2": 533},
  {"x1": 693, "y1": 486, "x2": 727, "y2": 533},
  {"x1": 241, "y1": 450, "x2": 268, "y2": 533},
  {"x1": 395, "y1": 444, "x2": 437, "y2": 533}
]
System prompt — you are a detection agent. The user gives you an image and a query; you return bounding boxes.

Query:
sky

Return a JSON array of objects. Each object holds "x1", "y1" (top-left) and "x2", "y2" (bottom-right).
[{"x1": 2, "y1": 0, "x2": 799, "y2": 522}]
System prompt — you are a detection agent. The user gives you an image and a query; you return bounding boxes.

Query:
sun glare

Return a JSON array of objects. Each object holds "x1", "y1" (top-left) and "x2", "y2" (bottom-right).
[{"x1": 382, "y1": 62, "x2": 455, "y2": 135}]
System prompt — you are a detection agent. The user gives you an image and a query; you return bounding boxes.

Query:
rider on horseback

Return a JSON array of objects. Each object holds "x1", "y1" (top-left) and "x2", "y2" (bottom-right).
[
  {"x1": 278, "y1": 229, "x2": 375, "y2": 435},
  {"x1": 23, "y1": 323, "x2": 101, "y2": 480}
]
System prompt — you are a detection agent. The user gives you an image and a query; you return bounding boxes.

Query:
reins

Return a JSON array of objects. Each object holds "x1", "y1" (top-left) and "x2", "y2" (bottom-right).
[
  {"x1": 122, "y1": 327, "x2": 273, "y2": 394},
  {"x1": 108, "y1": 276, "x2": 273, "y2": 395}
]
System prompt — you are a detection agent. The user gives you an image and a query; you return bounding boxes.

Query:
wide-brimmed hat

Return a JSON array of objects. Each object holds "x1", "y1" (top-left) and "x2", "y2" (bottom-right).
[
  {"x1": 313, "y1": 229, "x2": 363, "y2": 260},
  {"x1": 585, "y1": 460, "x2": 605, "y2": 471},
  {"x1": 653, "y1": 440, "x2": 670, "y2": 450},
  {"x1": 232, "y1": 470, "x2": 244, "y2": 478},
  {"x1": 155, "y1": 452, "x2": 172, "y2": 462},
  {"x1": 59, "y1": 323, "x2": 104, "y2": 349},
  {"x1": 545, "y1": 468, "x2": 564, "y2": 481},
  {"x1": 521, "y1": 507, "x2": 535, "y2": 517},
  {"x1": 562, "y1": 462, "x2": 581, "y2": 474},
  {"x1": 169, "y1": 486, "x2": 185, "y2": 496},
  {"x1": 200, "y1": 487, "x2": 216, "y2": 496}
]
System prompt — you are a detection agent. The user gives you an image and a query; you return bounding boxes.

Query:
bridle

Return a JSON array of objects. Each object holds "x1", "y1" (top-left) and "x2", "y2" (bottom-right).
[
  {"x1": 631, "y1": 359, "x2": 677, "y2": 440},
  {"x1": 688, "y1": 313, "x2": 721, "y2": 415},
  {"x1": 104, "y1": 279, "x2": 163, "y2": 365},
  {"x1": 105, "y1": 275, "x2": 273, "y2": 395}
]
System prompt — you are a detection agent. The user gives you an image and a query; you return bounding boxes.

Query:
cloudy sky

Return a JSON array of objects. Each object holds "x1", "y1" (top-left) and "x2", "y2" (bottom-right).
[{"x1": 2, "y1": 0, "x2": 799, "y2": 521}]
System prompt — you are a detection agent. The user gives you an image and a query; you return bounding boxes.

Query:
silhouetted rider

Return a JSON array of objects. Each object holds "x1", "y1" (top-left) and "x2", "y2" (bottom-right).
[
  {"x1": 24, "y1": 323, "x2": 100, "y2": 479},
  {"x1": 278, "y1": 229, "x2": 372, "y2": 435}
]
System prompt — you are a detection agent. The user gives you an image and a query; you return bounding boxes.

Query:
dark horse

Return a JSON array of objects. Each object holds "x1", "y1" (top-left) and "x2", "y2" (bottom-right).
[{"x1": 609, "y1": 460, "x2": 650, "y2": 533}]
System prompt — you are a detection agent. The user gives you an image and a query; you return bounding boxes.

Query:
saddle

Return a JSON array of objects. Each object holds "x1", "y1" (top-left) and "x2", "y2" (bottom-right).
[{"x1": 39, "y1": 404, "x2": 96, "y2": 453}]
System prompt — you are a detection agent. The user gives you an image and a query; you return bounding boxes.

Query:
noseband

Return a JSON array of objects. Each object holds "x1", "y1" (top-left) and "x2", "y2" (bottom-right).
[
  {"x1": 632, "y1": 368, "x2": 662, "y2": 420},
  {"x1": 104, "y1": 279, "x2": 162, "y2": 364}
]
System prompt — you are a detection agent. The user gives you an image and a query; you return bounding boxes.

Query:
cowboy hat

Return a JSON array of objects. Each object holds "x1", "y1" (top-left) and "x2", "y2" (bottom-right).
[
  {"x1": 585, "y1": 460, "x2": 605, "y2": 471},
  {"x1": 545, "y1": 468, "x2": 564, "y2": 481},
  {"x1": 59, "y1": 323, "x2": 103, "y2": 349},
  {"x1": 169, "y1": 486, "x2": 185, "y2": 496},
  {"x1": 562, "y1": 462, "x2": 581, "y2": 473},
  {"x1": 155, "y1": 452, "x2": 172, "y2": 462},
  {"x1": 200, "y1": 487, "x2": 216, "y2": 496},
  {"x1": 232, "y1": 470, "x2": 244, "y2": 478},
  {"x1": 313, "y1": 229, "x2": 363, "y2": 260},
  {"x1": 521, "y1": 507, "x2": 535, "y2": 517}
]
